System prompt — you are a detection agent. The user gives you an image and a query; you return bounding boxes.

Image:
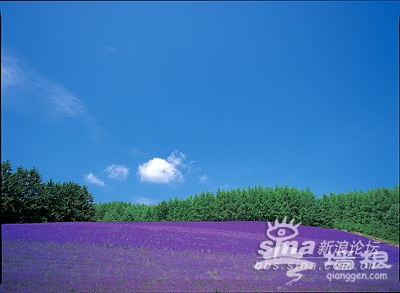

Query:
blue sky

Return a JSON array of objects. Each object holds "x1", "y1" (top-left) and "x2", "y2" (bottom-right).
[{"x1": 1, "y1": 2, "x2": 399, "y2": 204}]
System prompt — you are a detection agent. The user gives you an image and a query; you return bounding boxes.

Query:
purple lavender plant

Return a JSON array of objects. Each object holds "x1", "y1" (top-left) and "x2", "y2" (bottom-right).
[{"x1": 1, "y1": 222, "x2": 399, "y2": 292}]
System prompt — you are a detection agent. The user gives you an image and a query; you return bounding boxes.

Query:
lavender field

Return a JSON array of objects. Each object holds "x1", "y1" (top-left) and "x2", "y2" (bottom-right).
[{"x1": 1, "y1": 221, "x2": 399, "y2": 292}]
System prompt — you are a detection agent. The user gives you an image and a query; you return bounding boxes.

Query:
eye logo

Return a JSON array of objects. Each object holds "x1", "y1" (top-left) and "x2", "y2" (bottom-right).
[
  {"x1": 266, "y1": 217, "x2": 300, "y2": 242},
  {"x1": 255, "y1": 217, "x2": 317, "y2": 286}
]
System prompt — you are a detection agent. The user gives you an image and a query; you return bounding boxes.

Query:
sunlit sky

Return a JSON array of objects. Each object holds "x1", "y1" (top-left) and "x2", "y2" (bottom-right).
[{"x1": 1, "y1": 2, "x2": 399, "y2": 204}]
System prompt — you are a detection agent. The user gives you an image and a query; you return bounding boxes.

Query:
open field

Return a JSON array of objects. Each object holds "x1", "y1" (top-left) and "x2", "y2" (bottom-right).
[{"x1": 1, "y1": 222, "x2": 399, "y2": 292}]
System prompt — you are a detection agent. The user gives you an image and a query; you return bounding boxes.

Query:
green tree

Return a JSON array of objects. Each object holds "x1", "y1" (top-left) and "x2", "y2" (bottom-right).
[
  {"x1": 2, "y1": 161, "x2": 95, "y2": 223},
  {"x1": 166, "y1": 197, "x2": 179, "y2": 221},
  {"x1": 297, "y1": 187, "x2": 316, "y2": 226},
  {"x1": 142, "y1": 204, "x2": 156, "y2": 221},
  {"x1": 25, "y1": 167, "x2": 47, "y2": 223},
  {"x1": 1, "y1": 162, "x2": 46, "y2": 223},
  {"x1": 121, "y1": 203, "x2": 135, "y2": 222},
  {"x1": 384, "y1": 203, "x2": 399, "y2": 226},
  {"x1": 103, "y1": 209, "x2": 119, "y2": 222},
  {"x1": 1, "y1": 161, "x2": 21, "y2": 223},
  {"x1": 186, "y1": 195, "x2": 200, "y2": 221},
  {"x1": 48, "y1": 181, "x2": 95, "y2": 222},
  {"x1": 214, "y1": 188, "x2": 225, "y2": 221},
  {"x1": 313, "y1": 193, "x2": 335, "y2": 228},
  {"x1": 154, "y1": 200, "x2": 169, "y2": 221}
]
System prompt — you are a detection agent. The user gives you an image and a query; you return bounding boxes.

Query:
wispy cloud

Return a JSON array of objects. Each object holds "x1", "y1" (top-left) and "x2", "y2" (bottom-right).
[
  {"x1": 104, "y1": 164, "x2": 129, "y2": 180},
  {"x1": 1, "y1": 50, "x2": 26, "y2": 88},
  {"x1": 132, "y1": 196, "x2": 157, "y2": 205},
  {"x1": 84, "y1": 173, "x2": 105, "y2": 187},
  {"x1": 137, "y1": 150, "x2": 189, "y2": 184},
  {"x1": 130, "y1": 148, "x2": 147, "y2": 158},
  {"x1": 1, "y1": 48, "x2": 103, "y2": 138},
  {"x1": 102, "y1": 46, "x2": 119, "y2": 53}
]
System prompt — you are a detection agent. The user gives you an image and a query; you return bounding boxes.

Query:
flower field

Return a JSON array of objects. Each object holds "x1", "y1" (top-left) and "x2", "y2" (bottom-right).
[{"x1": 1, "y1": 222, "x2": 399, "y2": 292}]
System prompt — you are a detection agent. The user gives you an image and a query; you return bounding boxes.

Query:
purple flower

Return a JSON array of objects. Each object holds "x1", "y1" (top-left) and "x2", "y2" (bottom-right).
[{"x1": 2, "y1": 222, "x2": 399, "y2": 292}]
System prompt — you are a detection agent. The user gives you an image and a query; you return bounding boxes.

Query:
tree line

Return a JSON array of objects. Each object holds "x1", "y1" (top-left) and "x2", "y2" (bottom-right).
[
  {"x1": 1, "y1": 161, "x2": 95, "y2": 223},
  {"x1": 2, "y1": 160, "x2": 398, "y2": 244},
  {"x1": 95, "y1": 185, "x2": 399, "y2": 245}
]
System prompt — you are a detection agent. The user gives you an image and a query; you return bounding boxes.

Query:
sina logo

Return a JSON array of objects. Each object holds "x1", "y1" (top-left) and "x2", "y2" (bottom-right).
[
  {"x1": 254, "y1": 217, "x2": 316, "y2": 286},
  {"x1": 266, "y1": 217, "x2": 301, "y2": 257}
]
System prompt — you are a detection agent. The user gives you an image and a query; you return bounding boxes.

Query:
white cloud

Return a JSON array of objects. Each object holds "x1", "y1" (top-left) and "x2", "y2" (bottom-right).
[
  {"x1": 1, "y1": 48, "x2": 103, "y2": 138},
  {"x1": 85, "y1": 173, "x2": 105, "y2": 187},
  {"x1": 132, "y1": 196, "x2": 157, "y2": 205},
  {"x1": 104, "y1": 164, "x2": 129, "y2": 180},
  {"x1": 167, "y1": 151, "x2": 185, "y2": 166},
  {"x1": 199, "y1": 174, "x2": 209, "y2": 184},
  {"x1": 137, "y1": 151, "x2": 187, "y2": 184}
]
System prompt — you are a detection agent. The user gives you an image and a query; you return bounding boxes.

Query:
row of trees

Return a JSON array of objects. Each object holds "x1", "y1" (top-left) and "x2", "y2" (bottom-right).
[
  {"x1": 314, "y1": 188, "x2": 399, "y2": 244},
  {"x1": 1, "y1": 161, "x2": 95, "y2": 223},
  {"x1": 95, "y1": 186, "x2": 316, "y2": 224},
  {"x1": 2, "y1": 160, "x2": 398, "y2": 244},
  {"x1": 95, "y1": 185, "x2": 399, "y2": 244}
]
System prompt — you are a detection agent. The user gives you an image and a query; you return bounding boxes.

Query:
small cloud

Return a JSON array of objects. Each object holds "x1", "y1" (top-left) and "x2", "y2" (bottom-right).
[
  {"x1": 104, "y1": 164, "x2": 129, "y2": 180},
  {"x1": 85, "y1": 173, "x2": 105, "y2": 187},
  {"x1": 137, "y1": 158, "x2": 183, "y2": 184},
  {"x1": 133, "y1": 196, "x2": 157, "y2": 205},
  {"x1": 199, "y1": 174, "x2": 210, "y2": 184},
  {"x1": 102, "y1": 46, "x2": 119, "y2": 53},
  {"x1": 137, "y1": 151, "x2": 187, "y2": 184},
  {"x1": 130, "y1": 148, "x2": 147, "y2": 158}
]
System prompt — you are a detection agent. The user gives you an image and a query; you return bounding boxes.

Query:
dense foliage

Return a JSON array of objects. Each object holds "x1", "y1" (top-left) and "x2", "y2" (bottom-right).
[
  {"x1": 95, "y1": 185, "x2": 399, "y2": 244},
  {"x1": 314, "y1": 187, "x2": 399, "y2": 245},
  {"x1": 1, "y1": 161, "x2": 96, "y2": 223}
]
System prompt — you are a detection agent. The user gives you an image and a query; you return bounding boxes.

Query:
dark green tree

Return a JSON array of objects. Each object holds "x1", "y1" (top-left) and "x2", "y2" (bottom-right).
[
  {"x1": 2, "y1": 161, "x2": 95, "y2": 223},
  {"x1": 46, "y1": 181, "x2": 95, "y2": 222},
  {"x1": 1, "y1": 162, "x2": 46, "y2": 223},
  {"x1": 154, "y1": 200, "x2": 169, "y2": 221},
  {"x1": 1, "y1": 161, "x2": 21, "y2": 223},
  {"x1": 384, "y1": 203, "x2": 399, "y2": 226}
]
